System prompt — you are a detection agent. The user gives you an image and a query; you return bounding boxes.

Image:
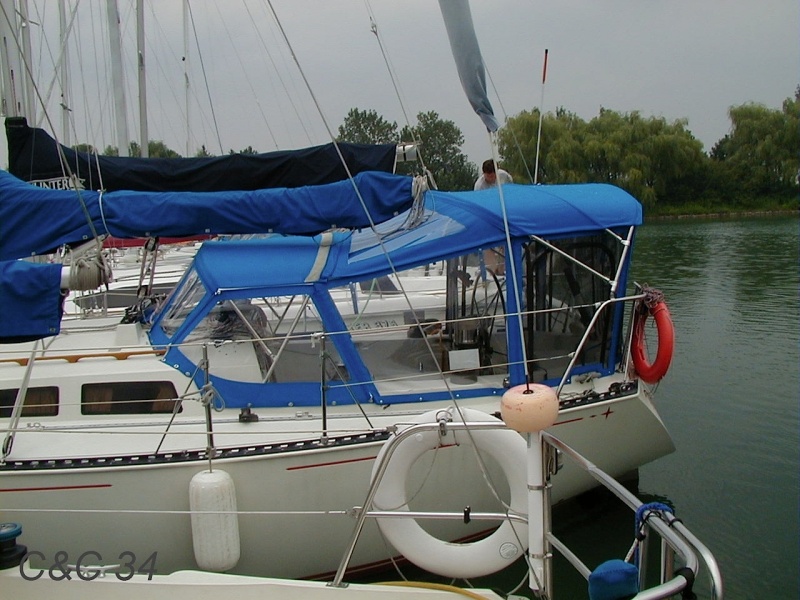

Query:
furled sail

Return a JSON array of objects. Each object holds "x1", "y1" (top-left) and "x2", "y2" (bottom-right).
[
  {"x1": 438, "y1": 0, "x2": 498, "y2": 132},
  {"x1": 5, "y1": 117, "x2": 398, "y2": 192},
  {"x1": 0, "y1": 170, "x2": 415, "y2": 261}
]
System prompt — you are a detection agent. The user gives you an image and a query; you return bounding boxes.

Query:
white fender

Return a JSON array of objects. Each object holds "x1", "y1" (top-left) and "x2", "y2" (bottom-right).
[
  {"x1": 189, "y1": 469, "x2": 240, "y2": 572},
  {"x1": 371, "y1": 407, "x2": 528, "y2": 579}
]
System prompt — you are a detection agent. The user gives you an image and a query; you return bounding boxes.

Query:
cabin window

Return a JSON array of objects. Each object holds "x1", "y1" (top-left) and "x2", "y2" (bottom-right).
[
  {"x1": 0, "y1": 387, "x2": 59, "y2": 417},
  {"x1": 81, "y1": 381, "x2": 181, "y2": 415}
]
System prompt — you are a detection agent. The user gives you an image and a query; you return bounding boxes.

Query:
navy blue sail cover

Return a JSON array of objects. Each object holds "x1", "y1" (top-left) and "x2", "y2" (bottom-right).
[
  {"x1": 0, "y1": 260, "x2": 63, "y2": 342},
  {"x1": 5, "y1": 117, "x2": 398, "y2": 192},
  {"x1": 0, "y1": 170, "x2": 414, "y2": 261}
]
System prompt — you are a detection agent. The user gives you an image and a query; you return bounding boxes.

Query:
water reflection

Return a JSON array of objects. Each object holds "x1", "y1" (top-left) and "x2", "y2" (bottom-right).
[{"x1": 633, "y1": 214, "x2": 799, "y2": 600}]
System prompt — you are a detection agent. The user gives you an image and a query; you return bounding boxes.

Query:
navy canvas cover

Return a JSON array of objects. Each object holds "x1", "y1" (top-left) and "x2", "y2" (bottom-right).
[
  {"x1": 5, "y1": 117, "x2": 397, "y2": 192},
  {"x1": 0, "y1": 260, "x2": 63, "y2": 342}
]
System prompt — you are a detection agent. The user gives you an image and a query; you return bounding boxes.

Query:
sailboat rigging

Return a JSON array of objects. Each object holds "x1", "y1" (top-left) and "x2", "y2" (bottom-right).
[{"x1": 0, "y1": 3, "x2": 720, "y2": 600}]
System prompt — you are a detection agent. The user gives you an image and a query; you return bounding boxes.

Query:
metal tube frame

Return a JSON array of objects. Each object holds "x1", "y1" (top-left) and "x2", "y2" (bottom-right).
[
  {"x1": 543, "y1": 431, "x2": 723, "y2": 599},
  {"x1": 328, "y1": 418, "x2": 722, "y2": 600}
]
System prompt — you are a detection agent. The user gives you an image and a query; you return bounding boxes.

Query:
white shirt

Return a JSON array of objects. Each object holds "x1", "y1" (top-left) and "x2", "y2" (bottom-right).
[{"x1": 473, "y1": 169, "x2": 513, "y2": 191}]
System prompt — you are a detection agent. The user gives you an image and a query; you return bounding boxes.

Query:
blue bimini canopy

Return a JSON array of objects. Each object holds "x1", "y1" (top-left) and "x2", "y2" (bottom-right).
[
  {"x1": 174, "y1": 182, "x2": 642, "y2": 297},
  {"x1": 150, "y1": 181, "x2": 642, "y2": 408},
  {"x1": 0, "y1": 170, "x2": 414, "y2": 261}
]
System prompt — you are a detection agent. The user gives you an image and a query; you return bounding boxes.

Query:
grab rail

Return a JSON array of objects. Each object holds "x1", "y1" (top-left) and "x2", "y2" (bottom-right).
[
  {"x1": 555, "y1": 292, "x2": 645, "y2": 397},
  {"x1": 543, "y1": 431, "x2": 723, "y2": 599},
  {"x1": 332, "y1": 418, "x2": 723, "y2": 599}
]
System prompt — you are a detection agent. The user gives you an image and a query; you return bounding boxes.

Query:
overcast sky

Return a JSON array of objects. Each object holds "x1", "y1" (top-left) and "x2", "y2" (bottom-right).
[{"x1": 3, "y1": 0, "x2": 798, "y2": 169}]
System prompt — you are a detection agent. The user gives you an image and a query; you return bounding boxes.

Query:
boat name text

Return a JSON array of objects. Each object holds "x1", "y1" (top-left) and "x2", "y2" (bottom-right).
[{"x1": 19, "y1": 550, "x2": 158, "y2": 582}]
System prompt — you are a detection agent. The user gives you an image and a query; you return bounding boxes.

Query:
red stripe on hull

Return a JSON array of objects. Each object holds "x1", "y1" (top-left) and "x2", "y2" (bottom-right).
[{"x1": 0, "y1": 483, "x2": 112, "y2": 493}]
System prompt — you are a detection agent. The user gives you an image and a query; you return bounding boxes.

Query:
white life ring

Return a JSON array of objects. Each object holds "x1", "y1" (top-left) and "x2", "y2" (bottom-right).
[{"x1": 371, "y1": 407, "x2": 528, "y2": 579}]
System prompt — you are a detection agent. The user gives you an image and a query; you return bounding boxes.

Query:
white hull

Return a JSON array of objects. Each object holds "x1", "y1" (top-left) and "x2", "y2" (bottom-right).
[
  {"x1": 0, "y1": 569, "x2": 504, "y2": 600},
  {"x1": 1, "y1": 371, "x2": 671, "y2": 579}
]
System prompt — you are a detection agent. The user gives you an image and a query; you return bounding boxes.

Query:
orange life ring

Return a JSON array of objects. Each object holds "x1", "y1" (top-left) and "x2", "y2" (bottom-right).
[{"x1": 631, "y1": 300, "x2": 674, "y2": 384}]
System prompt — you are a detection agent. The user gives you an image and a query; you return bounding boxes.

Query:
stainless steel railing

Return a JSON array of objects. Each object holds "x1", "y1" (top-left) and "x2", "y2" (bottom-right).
[{"x1": 331, "y1": 417, "x2": 723, "y2": 599}]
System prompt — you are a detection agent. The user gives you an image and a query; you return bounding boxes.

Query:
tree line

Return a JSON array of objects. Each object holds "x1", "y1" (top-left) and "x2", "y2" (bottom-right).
[
  {"x1": 85, "y1": 88, "x2": 799, "y2": 214},
  {"x1": 498, "y1": 89, "x2": 798, "y2": 213}
]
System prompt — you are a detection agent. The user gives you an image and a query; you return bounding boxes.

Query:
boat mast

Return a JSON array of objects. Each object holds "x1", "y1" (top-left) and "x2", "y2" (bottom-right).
[
  {"x1": 0, "y1": 0, "x2": 19, "y2": 118},
  {"x1": 106, "y1": 0, "x2": 130, "y2": 156},
  {"x1": 58, "y1": 0, "x2": 71, "y2": 146},
  {"x1": 136, "y1": 0, "x2": 148, "y2": 157},
  {"x1": 16, "y1": 0, "x2": 34, "y2": 119},
  {"x1": 183, "y1": 0, "x2": 190, "y2": 156},
  {"x1": 0, "y1": 0, "x2": 32, "y2": 120}
]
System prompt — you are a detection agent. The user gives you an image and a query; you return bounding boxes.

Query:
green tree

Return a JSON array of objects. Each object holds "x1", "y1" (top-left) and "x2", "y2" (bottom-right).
[
  {"x1": 195, "y1": 145, "x2": 212, "y2": 158},
  {"x1": 336, "y1": 108, "x2": 475, "y2": 190},
  {"x1": 585, "y1": 109, "x2": 705, "y2": 206},
  {"x1": 398, "y1": 110, "x2": 476, "y2": 191},
  {"x1": 146, "y1": 140, "x2": 181, "y2": 158},
  {"x1": 72, "y1": 143, "x2": 98, "y2": 154},
  {"x1": 101, "y1": 140, "x2": 181, "y2": 158},
  {"x1": 499, "y1": 107, "x2": 706, "y2": 208},
  {"x1": 500, "y1": 107, "x2": 591, "y2": 185},
  {"x1": 337, "y1": 108, "x2": 398, "y2": 144},
  {"x1": 710, "y1": 90, "x2": 799, "y2": 202},
  {"x1": 229, "y1": 145, "x2": 259, "y2": 155}
]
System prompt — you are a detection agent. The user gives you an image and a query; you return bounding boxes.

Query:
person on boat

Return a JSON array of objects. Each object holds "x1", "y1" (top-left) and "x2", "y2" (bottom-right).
[
  {"x1": 474, "y1": 159, "x2": 513, "y2": 190},
  {"x1": 473, "y1": 160, "x2": 512, "y2": 275}
]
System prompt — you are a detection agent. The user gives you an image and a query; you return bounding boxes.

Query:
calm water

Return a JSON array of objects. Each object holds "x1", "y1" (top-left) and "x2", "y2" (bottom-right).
[{"x1": 632, "y1": 215, "x2": 800, "y2": 599}]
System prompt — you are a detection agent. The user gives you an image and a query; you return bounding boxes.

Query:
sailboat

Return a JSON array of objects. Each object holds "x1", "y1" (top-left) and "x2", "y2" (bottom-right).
[
  {"x1": 0, "y1": 165, "x2": 678, "y2": 579},
  {"x1": 0, "y1": 2, "x2": 721, "y2": 599}
]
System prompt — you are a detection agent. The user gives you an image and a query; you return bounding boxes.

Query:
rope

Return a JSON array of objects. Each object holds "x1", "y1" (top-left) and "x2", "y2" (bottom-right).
[
  {"x1": 485, "y1": 67, "x2": 535, "y2": 184},
  {"x1": 185, "y1": 2, "x2": 224, "y2": 154},
  {"x1": 635, "y1": 501, "x2": 674, "y2": 535},
  {"x1": 211, "y1": 3, "x2": 279, "y2": 150},
  {"x1": 1, "y1": 340, "x2": 40, "y2": 462},
  {"x1": 245, "y1": 1, "x2": 315, "y2": 145},
  {"x1": 376, "y1": 581, "x2": 489, "y2": 600},
  {"x1": 97, "y1": 190, "x2": 111, "y2": 236},
  {"x1": 641, "y1": 286, "x2": 665, "y2": 309},
  {"x1": 67, "y1": 255, "x2": 112, "y2": 291},
  {"x1": 364, "y1": 3, "x2": 430, "y2": 176}
]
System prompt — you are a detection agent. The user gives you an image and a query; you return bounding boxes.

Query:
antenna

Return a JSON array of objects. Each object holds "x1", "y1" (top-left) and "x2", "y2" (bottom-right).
[{"x1": 533, "y1": 49, "x2": 548, "y2": 184}]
